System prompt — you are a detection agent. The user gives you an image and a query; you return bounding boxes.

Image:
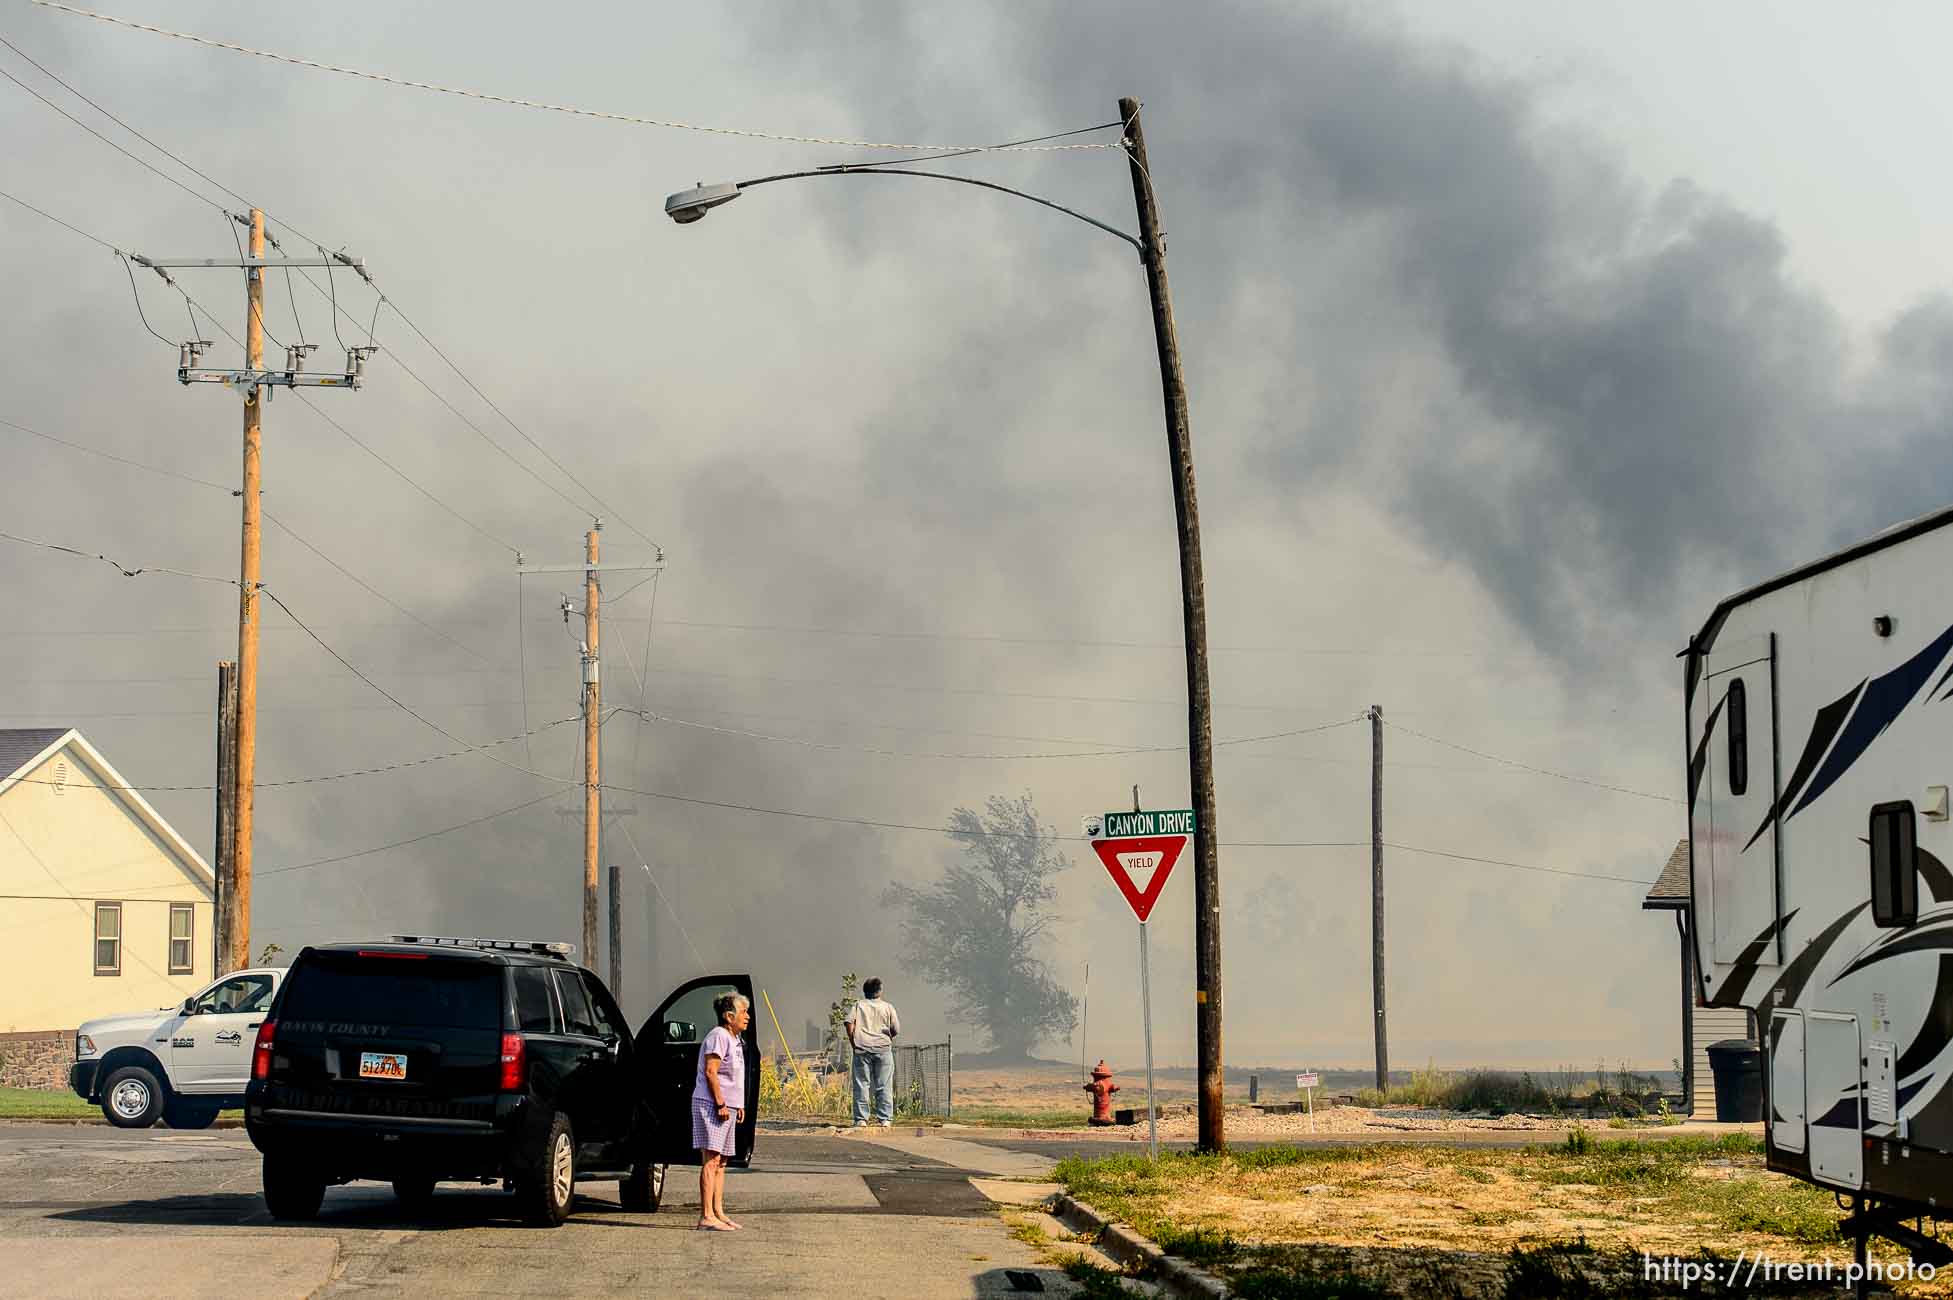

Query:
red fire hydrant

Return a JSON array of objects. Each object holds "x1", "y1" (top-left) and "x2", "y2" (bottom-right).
[{"x1": 1084, "y1": 1060, "x2": 1120, "y2": 1126}]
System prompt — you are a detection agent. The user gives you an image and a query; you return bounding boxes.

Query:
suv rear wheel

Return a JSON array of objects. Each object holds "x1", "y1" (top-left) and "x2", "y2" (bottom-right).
[
  {"x1": 517, "y1": 1113, "x2": 576, "y2": 1226},
  {"x1": 262, "y1": 1154, "x2": 326, "y2": 1220},
  {"x1": 620, "y1": 1159, "x2": 665, "y2": 1212},
  {"x1": 100, "y1": 1064, "x2": 165, "y2": 1129}
]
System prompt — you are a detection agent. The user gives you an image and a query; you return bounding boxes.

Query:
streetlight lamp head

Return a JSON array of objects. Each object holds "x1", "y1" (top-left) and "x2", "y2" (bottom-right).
[{"x1": 664, "y1": 182, "x2": 741, "y2": 224}]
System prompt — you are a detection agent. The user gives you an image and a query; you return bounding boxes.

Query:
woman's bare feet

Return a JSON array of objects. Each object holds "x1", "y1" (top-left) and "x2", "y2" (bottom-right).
[{"x1": 696, "y1": 1218, "x2": 735, "y2": 1231}]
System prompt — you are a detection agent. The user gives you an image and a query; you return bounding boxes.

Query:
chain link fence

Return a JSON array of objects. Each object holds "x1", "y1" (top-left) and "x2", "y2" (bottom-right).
[{"x1": 894, "y1": 1037, "x2": 953, "y2": 1118}]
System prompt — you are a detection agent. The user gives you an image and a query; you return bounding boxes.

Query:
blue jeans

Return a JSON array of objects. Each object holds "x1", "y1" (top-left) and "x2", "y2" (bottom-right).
[{"x1": 852, "y1": 1047, "x2": 893, "y2": 1124}]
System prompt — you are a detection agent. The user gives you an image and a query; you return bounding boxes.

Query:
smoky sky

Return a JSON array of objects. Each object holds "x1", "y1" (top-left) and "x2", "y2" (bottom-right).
[{"x1": 4, "y1": 1, "x2": 1950, "y2": 1065}]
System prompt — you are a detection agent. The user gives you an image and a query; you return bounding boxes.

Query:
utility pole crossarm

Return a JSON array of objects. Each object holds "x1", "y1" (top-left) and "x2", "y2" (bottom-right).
[{"x1": 136, "y1": 256, "x2": 367, "y2": 270}]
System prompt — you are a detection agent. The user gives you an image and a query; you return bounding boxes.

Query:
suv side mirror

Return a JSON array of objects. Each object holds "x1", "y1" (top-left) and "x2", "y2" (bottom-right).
[
  {"x1": 664, "y1": 1020, "x2": 694, "y2": 1043},
  {"x1": 180, "y1": 998, "x2": 198, "y2": 1015}
]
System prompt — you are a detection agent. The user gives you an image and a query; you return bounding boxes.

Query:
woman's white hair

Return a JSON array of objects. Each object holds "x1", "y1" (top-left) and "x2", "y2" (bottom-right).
[{"x1": 713, "y1": 991, "x2": 751, "y2": 1023}]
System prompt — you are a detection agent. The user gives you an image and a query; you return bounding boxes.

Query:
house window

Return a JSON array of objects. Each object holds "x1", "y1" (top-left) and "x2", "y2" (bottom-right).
[
  {"x1": 169, "y1": 904, "x2": 194, "y2": 974},
  {"x1": 1871, "y1": 801, "x2": 1919, "y2": 928},
  {"x1": 94, "y1": 903, "x2": 121, "y2": 975},
  {"x1": 1727, "y1": 679, "x2": 1749, "y2": 797}
]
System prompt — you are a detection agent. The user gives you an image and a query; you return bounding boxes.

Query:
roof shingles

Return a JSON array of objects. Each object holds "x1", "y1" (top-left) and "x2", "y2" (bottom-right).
[
  {"x1": 1643, "y1": 838, "x2": 1690, "y2": 909},
  {"x1": 0, "y1": 727, "x2": 72, "y2": 782}
]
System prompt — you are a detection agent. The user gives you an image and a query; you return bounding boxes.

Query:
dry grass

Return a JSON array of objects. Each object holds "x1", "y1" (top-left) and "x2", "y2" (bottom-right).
[{"x1": 1055, "y1": 1136, "x2": 1953, "y2": 1297}]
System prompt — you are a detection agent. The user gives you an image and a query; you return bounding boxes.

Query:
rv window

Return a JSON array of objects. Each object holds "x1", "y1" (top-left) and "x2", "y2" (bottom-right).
[
  {"x1": 1726, "y1": 679, "x2": 1748, "y2": 797},
  {"x1": 1870, "y1": 801, "x2": 1918, "y2": 928}
]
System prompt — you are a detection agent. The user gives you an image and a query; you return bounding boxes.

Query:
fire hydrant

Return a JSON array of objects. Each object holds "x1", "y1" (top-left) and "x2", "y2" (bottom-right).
[{"x1": 1084, "y1": 1060, "x2": 1120, "y2": 1126}]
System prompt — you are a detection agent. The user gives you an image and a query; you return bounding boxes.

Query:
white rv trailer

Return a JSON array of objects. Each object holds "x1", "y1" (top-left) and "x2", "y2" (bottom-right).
[{"x1": 1686, "y1": 505, "x2": 1953, "y2": 1261}]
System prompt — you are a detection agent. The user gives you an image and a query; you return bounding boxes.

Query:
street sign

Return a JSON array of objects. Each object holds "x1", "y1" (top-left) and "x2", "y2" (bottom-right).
[
  {"x1": 1085, "y1": 805, "x2": 1196, "y2": 1159},
  {"x1": 1097, "y1": 809, "x2": 1194, "y2": 838},
  {"x1": 1088, "y1": 808, "x2": 1193, "y2": 924},
  {"x1": 1090, "y1": 835, "x2": 1188, "y2": 923}
]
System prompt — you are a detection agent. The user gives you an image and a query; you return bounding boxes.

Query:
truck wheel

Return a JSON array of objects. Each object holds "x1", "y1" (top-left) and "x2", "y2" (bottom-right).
[
  {"x1": 619, "y1": 1159, "x2": 665, "y2": 1212},
  {"x1": 164, "y1": 1100, "x2": 220, "y2": 1130},
  {"x1": 516, "y1": 1113, "x2": 575, "y2": 1227},
  {"x1": 262, "y1": 1154, "x2": 326, "y2": 1220},
  {"x1": 100, "y1": 1065, "x2": 165, "y2": 1128}
]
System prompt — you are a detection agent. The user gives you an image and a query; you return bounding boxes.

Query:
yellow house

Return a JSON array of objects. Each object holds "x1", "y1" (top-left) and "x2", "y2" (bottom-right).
[{"x1": 0, "y1": 727, "x2": 215, "y2": 1035}]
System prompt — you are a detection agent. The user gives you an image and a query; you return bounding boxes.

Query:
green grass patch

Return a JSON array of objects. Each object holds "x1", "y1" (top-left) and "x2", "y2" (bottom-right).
[
  {"x1": 950, "y1": 1105, "x2": 1091, "y2": 1129},
  {"x1": 1059, "y1": 1256, "x2": 1135, "y2": 1298},
  {"x1": 0, "y1": 1087, "x2": 97, "y2": 1119}
]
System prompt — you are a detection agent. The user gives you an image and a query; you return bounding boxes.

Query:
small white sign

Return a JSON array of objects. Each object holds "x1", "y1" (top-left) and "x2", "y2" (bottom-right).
[{"x1": 1296, "y1": 1071, "x2": 1319, "y2": 1089}]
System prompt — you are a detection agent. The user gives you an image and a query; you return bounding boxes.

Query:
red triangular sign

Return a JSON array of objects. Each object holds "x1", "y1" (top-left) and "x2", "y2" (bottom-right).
[{"x1": 1092, "y1": 835, "x2": 1188, "y2": 923}]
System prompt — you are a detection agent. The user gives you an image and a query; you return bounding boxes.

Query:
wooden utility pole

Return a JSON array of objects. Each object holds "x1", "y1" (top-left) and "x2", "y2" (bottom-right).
[
  {"x1": 608, "y1": 863, "x2": 623, "y2": 995},
  {"x1": 230, "y1": 208, "x2": 266, "y2": 975},
  {"x1": 1120, "y1": 96, "x2": 1224, "y2": 1153},
  {"x1": 214, "y1": 662, "x2": 238, "y2": 974},
  {"x1": 582, "y1": 524, "x2": 602, "y2": 965},
  {"x1": 1371, "y1": 704, "x2": 1388, "y2": 1094}
]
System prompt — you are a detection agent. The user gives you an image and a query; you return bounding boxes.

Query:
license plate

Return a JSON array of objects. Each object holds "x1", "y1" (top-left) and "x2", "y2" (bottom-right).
[{"x1": 359, "y1": 1051, "x2": 407, "y2": 1080}]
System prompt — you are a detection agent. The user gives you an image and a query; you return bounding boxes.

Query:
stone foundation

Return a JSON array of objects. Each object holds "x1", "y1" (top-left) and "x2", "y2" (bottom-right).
[{"x1": 0, "y1": 1030, "x2": 74, "y2": 1091}]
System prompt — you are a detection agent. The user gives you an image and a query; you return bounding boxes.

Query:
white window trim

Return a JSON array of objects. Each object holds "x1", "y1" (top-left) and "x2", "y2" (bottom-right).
[
  {"x1": 93, "y1": 901, "x2": 122, "y2": 976},
  {"x1": 168, "y1": 903, "x2": 194, "y2": 975}
]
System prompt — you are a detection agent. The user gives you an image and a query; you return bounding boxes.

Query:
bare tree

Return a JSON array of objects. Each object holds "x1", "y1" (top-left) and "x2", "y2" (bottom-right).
[{"x1": 883, "y1": 793, "x2": 1078, "y2": 1059}]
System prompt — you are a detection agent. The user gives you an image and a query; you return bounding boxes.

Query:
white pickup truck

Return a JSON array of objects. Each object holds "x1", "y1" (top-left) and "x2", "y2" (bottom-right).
[{"x1": 69, "y1": 968, "x2": 283, "y2": 1128}]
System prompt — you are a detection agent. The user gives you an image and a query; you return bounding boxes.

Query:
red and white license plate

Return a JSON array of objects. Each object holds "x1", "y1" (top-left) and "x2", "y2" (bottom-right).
[{"x1": 358, "y1": 1051, "x2": 407, "y2": 1080}]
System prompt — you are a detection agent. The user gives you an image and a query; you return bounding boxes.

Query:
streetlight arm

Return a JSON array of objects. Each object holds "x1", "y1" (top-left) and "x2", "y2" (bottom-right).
[{"x1": 734, "y1": 167, "x2": 1144, "y2": 253}]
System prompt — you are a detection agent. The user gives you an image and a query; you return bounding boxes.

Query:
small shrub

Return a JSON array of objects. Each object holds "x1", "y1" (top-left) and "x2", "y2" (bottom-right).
[
  {"x1": 1562, "y1": 1125, "x2": 1592, "y2": 1156},
  {"x1": 1151, "y1": 1223, "x2": 1239, "y2": 1266}
]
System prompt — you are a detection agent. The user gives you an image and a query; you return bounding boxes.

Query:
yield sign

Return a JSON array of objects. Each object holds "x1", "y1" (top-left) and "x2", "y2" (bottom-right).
[{"x1": 1091, "y1": 835, "x2": 1187, "y2": 923}]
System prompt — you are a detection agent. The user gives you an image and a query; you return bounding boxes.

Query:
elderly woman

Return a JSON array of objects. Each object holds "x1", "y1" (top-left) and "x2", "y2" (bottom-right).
[{"x1": 692, "y1": 991, "x2": 751, "y2": 1231}]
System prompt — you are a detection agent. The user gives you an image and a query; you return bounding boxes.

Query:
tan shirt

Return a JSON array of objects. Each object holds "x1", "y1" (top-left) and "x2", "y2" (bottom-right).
[{"x1": 847, "y1": 998, "x2": 900, "y2": 1052}]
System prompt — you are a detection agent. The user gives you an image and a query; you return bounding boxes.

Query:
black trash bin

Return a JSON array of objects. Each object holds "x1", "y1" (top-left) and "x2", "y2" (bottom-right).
[{"x1": 1705, "y1": 1039, "x2": 1763, "y2": 1122}]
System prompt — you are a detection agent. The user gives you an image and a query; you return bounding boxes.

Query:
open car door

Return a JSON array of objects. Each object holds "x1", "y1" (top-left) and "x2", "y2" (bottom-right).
[{"x1": 637, "y1": 974, "x2": 759, "y2": 1168}]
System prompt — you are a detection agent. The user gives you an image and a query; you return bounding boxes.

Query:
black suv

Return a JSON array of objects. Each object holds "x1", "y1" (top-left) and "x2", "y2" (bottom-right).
[{"x1": 244, "y1": 937, "x2": 758, "y2": 1226}]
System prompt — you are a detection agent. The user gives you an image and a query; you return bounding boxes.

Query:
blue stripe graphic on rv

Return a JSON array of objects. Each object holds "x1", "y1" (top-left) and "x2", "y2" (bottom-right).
[
  {"x1": 1765, "y1": 903, "x2": 1867, "y2": 1010},
  {"x1": 1895, "y1": 955, "x2": 1953, "y2": 1080},
  {"x1": 1743, "y1": 683, "x2": 1864, "y2": 851},
  {"x1": 1716, "y1": 913, "x2": 1798, "y2": 1005},
  {"x1": 1784, "y1": 620, "x2": 1953, "y2": 821},
  {"x1": 1688, "y1": 696, "x2": 1725, "y2": 812},
  {"x1": 1830, "y1": 915, "x2": 1953, "y2": 983}
]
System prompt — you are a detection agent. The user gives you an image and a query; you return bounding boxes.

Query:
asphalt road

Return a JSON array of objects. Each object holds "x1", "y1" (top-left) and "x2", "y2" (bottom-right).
[{"x1": 0, "y1": 1124, "x2": 1073, "y2": 1298}]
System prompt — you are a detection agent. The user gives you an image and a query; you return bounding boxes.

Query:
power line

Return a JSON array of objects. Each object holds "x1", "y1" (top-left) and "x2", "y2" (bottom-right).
[
  {"x1": 0, "y1": 184, "x2": 117, "y2": 249},
  {"x1": 622, "y1": 707, "x2": 1364, "y2": 761},
  {"x1": 1382, "y1": 720, "x2": 1678, "y2": 804},
  {"x1": 3, "y1": 715, "x2": 581, "y2": 794},
  {"x1": 259, "y1": 789, "x2": 562, "y2": 876},
  {"x1": 0, "y1": 60, "x2": 225, "y2": 212},
  {"x1": 0, "y1": 526, "x2": 236, "y2": 585},
  {"x1": 257, "y1": 586, "x2": 573, "y2": 787},
  {"x1": 0, "y1": 414, "x2": 228, "y2": 491},
  {"x1": 32, "y1": 4, "x2": 1124, "y2": 153},
  {"x1": 642, "y1": 615, "x2": 1540, "y2": 661},
  {"x1": 1386, "y1": 843, "x2": 1655, "y2": 886},
  {"x1": 0, "y1": 31, "x2": 253, "y2": 211},
  {"x1": 289, "y1": 391, "x2": 521, "y2": 556},
  {"x1": 0, "y1": 411, "x2": 502, "y2": 666}
]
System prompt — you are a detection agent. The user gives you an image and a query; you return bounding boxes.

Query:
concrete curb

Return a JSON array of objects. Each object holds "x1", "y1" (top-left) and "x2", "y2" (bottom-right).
[{"x1": 1049, "y1": 1192, "x2": 1230, "y2": 1299}]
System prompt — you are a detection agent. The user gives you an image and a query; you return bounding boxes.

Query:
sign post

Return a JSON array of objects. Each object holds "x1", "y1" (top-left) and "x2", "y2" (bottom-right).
[
  {"x1": 1296, "y1": 1071, "x2": 1319, "y2": 1132},
  {"x1": 1085, "y1": 807, "x2": 1195, "y2": 1161}
]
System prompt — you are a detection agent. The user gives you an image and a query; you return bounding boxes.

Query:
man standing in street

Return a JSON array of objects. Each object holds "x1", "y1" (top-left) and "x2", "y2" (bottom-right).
[{"x1": 846, "y1": 977, "x2": 900, "y2": 1128}]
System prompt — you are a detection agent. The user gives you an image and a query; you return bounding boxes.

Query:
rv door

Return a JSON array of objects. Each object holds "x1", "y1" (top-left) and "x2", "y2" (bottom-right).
[{"x1": 1693, "y1": 634, "x2": 1782, "y2": 969}]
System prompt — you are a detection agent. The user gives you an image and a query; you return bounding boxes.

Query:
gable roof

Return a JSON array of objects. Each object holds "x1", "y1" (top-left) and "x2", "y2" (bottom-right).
[
  {"x1": 1642, "y1": 838, "x2": 1689, "y2": 910},
  {"x1": 0, "y1": 727, "x2": 213, "y2": 887}
]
